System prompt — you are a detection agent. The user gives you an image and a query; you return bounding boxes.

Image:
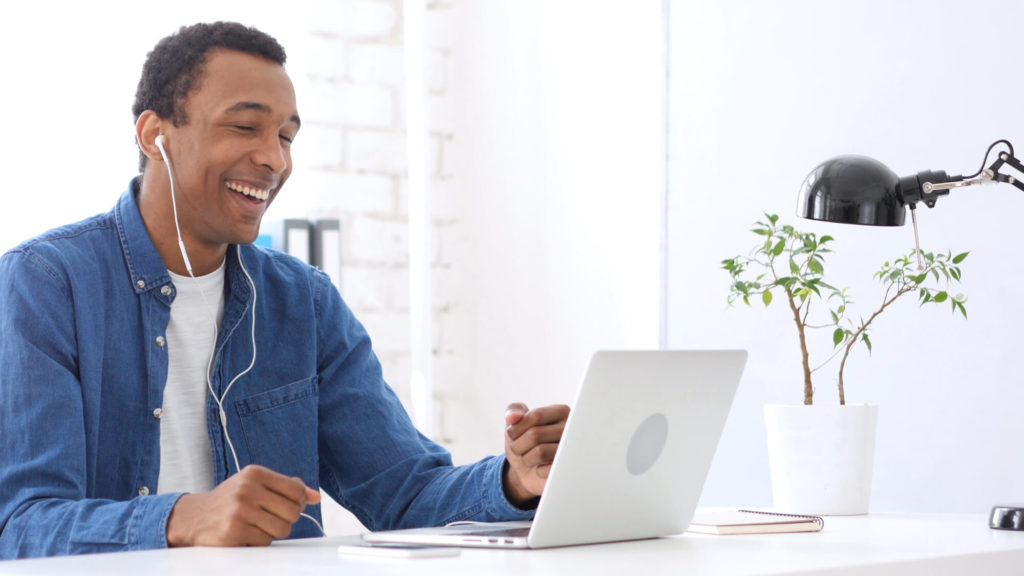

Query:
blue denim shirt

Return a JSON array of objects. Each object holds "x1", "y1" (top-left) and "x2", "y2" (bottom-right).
[{"x1": 0, "y1": 180, "x2": 532, "y2": 558}]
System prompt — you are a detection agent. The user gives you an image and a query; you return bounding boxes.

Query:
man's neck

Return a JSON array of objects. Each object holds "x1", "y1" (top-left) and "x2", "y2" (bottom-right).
[{"x1": 136, "y1": 170, "x2": 228, "y2": 276}]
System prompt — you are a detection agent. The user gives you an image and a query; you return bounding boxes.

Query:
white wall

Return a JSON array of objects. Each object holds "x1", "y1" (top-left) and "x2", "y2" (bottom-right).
[
  {"x1": 436, "y1": 1, "x2": 664, "y2": 463},
  {"x1": 0, "y1": 2, "x2": 313, "y2": 253},
  {"x1": 668, "y1": 0, "x2": 1024, "y2": 513}
]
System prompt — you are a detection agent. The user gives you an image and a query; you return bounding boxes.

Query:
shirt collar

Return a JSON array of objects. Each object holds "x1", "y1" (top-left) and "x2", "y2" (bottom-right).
[{"x1": 115, "y1": 177, "x2": 173, "y2": 295}]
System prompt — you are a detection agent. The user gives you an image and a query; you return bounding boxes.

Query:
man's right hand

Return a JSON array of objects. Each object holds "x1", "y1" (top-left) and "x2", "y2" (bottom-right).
[{"x1": 165, "y1": 464, "x2": 321, "y2": 547}]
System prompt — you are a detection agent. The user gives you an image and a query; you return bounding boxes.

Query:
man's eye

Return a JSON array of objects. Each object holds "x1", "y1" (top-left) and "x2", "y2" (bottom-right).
[
  {"x1": 280, "y1": 134, "x2": 294, "y2": 144},
  {"x1": 233, "y1": 125, "x2": 255, "y2": 132}
]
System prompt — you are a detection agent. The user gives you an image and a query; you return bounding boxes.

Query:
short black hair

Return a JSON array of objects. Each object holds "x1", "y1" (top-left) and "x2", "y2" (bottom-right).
[{"x1": 132, "y1": 21, "x2": 287, "y2": 171}]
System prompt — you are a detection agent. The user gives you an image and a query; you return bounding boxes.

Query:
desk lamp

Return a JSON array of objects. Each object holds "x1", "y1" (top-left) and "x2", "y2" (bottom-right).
[{"x1": 794, "y1": 139, "x2": 1024, "y2": 531}]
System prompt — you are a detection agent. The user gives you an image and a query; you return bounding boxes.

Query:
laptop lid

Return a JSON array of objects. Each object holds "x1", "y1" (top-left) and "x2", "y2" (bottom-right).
[{"x1": 363, "y1": 349, "x2": 746, "y2": 549}]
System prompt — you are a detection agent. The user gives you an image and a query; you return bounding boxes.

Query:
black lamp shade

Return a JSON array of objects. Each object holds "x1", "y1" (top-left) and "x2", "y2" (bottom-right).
[{"x1": 797, "y1": 155, "x2": 906, "y2": 226}]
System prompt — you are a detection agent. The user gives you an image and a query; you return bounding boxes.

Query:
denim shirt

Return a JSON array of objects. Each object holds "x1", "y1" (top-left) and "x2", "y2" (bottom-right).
[{"x1": 0, "y1": 180, "x2": 532, "y2": 558}]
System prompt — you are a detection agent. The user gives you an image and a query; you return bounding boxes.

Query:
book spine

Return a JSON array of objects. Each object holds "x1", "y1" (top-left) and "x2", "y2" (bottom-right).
[{"x1": 737, "y1": 509, "x2": 825, "y2": 529}]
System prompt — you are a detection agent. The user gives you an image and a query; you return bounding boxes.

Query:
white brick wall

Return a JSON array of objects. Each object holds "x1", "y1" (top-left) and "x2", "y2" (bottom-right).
[
  {"x1": 306, "y1": 0, "x2": 400, "y2": 38},
  {"x1": 288, "y1": 0, "x2": 424, "y2": 535},
  {"x1": 350, "y1": 44, "x2": 406, "y2": 87},
  {"x1": 347, "y1": 130, "x2": 409, "y2": 173},
  {"x1": 286, "y1": 0, "x2": 467, "y2": 536}
]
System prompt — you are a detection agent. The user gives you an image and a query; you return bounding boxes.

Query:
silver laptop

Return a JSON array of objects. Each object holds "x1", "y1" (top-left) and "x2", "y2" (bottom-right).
[{"x1": 362, "y1": 349, "x2": 746, "y2": 549}]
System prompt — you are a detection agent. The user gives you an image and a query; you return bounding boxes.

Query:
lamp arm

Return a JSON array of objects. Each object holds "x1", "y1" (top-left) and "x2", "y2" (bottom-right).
[
  {"x1": 986, "y1": 151, "x2": 1024, "y2": 192},
  {"x1": 918, "y1": 142, "x2": 1024, "y2": 202}
]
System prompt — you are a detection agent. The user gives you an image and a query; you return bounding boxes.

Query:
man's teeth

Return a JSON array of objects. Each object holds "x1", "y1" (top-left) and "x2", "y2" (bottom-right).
[{"x1": 227, "y1": 182, "x2": 270, "y2": 201}]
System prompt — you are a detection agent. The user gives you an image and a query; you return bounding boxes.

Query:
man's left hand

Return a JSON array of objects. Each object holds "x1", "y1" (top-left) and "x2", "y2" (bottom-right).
[{"x1": 503, "y1": 402, "x2": 570, "y2": 507}]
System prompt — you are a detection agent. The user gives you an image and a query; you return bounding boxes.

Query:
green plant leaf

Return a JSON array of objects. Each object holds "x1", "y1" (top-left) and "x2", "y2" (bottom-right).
[
  {"x1": 762, "y1": 290, "x2": 773, "y2": 306},
  {"x1": 952, "y1": 251, "x2": 969, "y2": 264},
  {"x1": 933, "y1": 291, "x2": 948, "y2": 303},
  {"x1": 862, "y1": 333, "x2": 872, "y2": 353},
  {"x1": 808, "y1": 258, "x2": 823, "y2": 274},
  {"x1": 752, "y1": 228, "x2": 770, "y2": 236},
  {"x1": 833, "y1": 328, "x2": 844, "y2": 347},
  {"x1": 789, "y1": 258, "x2": 799, "y2": 274},
  {"x1": 772, "y1": 239, "x2": 785, "y2": 256}
]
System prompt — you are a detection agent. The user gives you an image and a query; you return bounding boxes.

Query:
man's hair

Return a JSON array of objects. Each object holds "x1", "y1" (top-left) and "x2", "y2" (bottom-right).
[{"x1": 132, "y1": 21, "x2": 287, "y2": 171}]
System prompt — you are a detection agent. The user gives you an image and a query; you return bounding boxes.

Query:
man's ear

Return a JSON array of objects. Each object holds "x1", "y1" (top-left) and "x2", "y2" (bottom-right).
[{"x1": 136, "y1": 110, "x2": 165, "y2": 164}]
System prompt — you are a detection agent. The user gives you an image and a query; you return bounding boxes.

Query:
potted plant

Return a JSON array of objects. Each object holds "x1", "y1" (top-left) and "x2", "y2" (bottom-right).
[{"x1": 721, "y1": 213, "x2": 968, "y2": 514}]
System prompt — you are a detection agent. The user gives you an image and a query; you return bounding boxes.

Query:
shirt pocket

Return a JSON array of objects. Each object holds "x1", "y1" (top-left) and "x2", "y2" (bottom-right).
[{"x1": 234, "y1": 376, "x2": 319, "y2": 487}]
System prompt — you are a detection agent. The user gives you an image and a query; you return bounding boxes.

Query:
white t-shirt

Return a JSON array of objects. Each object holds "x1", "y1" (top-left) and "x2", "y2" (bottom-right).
[{"x1": 156, "y1": 261, "x2": 226, "y2": 495}]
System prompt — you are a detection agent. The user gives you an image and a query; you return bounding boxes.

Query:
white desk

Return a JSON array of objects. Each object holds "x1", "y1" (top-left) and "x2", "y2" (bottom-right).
[{"x1": 2, "y1": 514, "x2": 1023, "y2": 575}]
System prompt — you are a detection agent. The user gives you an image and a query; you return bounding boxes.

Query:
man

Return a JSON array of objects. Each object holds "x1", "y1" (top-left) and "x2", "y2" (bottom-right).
[{"x1": 0, "y1": 22, "x2": 569, "y2": 558}]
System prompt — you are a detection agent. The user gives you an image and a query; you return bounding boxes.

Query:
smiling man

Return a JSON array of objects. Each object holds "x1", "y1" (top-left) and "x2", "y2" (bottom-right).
[{"x1": 0, "y1": 22, "x2": 568, "y2": 558}]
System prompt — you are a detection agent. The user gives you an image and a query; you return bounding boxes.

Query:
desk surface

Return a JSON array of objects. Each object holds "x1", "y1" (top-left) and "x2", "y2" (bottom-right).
[{"x1": 3, "y1": 513, "x2": 1023, "y2": 576}]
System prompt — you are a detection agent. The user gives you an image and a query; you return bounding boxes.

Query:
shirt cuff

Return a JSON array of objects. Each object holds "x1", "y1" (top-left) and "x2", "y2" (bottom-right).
[
  {"x1": 484, "y1": 456, "x2": 537, "y2": 520},
  {"x1": 127, "y1": 492, "x2": 184, "y2": 550}
]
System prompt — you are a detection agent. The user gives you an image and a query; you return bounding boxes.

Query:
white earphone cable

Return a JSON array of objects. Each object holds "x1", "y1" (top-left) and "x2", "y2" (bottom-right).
[
  {"x1": 154, "y1": 135, "x2": 194, "y2": 277},
  {"x1": 156, "y1": 135, "x2": 324, "y2": 536}
]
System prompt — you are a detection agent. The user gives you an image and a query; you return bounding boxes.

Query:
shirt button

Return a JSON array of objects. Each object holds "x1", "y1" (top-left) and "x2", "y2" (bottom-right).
[
  {"x1": 155, "y1": 336, "x2": 165, "y2": 348},
  {"x1": 138, "y1": 486, "x2": 150, "y2": 496},
  {"x1": 153, "y1": 408, "x2": 163, "y2": 419},
  {"x1": 136, "y1": 280, "x2": 146, "y2": 289},
  {"x1": 161, "y1": 285, "x2": 172, "y2": 297}
]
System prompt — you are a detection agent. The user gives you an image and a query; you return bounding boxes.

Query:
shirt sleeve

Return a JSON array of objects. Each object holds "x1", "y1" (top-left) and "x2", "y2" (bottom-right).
[
  {"x1": 0, "y1": 249, "x2": 179, "y2": 558},
  {"x1": 310, "y1": 271, "x2": 535, "y2": 531}
]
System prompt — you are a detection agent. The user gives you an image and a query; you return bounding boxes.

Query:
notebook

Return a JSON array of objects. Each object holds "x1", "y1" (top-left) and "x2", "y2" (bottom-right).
[
  {"x1": 687, "y1": 509, "x2": 824, "y2": 535},
  {"x1": 362, "y1": 349, "x2": 747, "y2": 549}
]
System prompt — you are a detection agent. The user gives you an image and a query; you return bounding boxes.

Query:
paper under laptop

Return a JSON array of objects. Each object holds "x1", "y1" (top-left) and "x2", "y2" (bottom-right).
[{"x1": 362, "y1": 349, "x2": 746, "y2": 549}]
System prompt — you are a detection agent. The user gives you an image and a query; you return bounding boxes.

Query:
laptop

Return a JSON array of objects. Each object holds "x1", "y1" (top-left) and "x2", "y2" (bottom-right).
[{"x1": 362, "y1": 349, "x2": 747, "y2": 549}]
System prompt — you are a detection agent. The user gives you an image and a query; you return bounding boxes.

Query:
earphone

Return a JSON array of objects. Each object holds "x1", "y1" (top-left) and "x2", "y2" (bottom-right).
[
  {"x1": 154, "y1": 135, "x2": 194, "y2": 278},
  {"x1": 154, "y1": 133, "x2": 324, "y2": 535}
]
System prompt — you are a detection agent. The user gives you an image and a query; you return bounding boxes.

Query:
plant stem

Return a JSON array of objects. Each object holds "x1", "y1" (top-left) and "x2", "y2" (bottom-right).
[
  {"x1": 836, "y1": 283, "x2": 913, "y2": 405},
  {"x1": 785, "y1": 286, "x2": 814, "y2": 405}
]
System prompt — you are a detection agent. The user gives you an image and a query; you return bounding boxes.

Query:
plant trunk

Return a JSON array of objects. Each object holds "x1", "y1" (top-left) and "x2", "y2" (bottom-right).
[
  {"x1": 837, "y1": 285, "x2": 912, "y2": 405},
  {"x1": 785, "y1": 289, "x2": 813, "y2": 405}
]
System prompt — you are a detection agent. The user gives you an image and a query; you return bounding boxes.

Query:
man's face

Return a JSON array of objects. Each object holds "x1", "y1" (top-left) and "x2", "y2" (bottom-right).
[{"x1": 162, "y1": 49, "x2": 299, "y2": 248}]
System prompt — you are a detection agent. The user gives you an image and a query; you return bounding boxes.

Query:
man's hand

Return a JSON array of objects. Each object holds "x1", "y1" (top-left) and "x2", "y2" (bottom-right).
[
  {"x1": 165, "y1": 464, "x2": 321, "y2": 547},
  {"x1": 503, "y1": 402, "x2": 571, "y2": 507}
]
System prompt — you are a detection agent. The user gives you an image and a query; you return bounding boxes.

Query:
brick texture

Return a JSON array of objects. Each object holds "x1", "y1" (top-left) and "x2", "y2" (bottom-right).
[{"x1": 288, "y1": 0, "x2": 461, "y2": 535}]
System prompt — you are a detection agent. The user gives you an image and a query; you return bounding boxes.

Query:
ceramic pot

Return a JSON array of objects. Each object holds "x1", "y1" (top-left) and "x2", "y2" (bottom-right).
[{"x1": 763, "y1": 403, "x2": 878, "y2": 515}]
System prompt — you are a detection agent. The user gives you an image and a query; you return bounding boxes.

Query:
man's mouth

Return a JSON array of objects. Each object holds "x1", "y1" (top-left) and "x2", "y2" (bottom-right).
[{"x1": 226, "y1": 180, "x2": 273, "y2": 202}]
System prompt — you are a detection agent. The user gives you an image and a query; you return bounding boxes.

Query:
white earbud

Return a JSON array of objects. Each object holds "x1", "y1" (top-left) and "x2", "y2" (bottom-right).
[{"x1": 154, "y1": 134, "x2": 166, "y2": 158}]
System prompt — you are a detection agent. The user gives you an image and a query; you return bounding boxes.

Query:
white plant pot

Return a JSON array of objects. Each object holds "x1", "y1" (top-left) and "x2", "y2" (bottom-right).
[{"x1": 763, "y1": 403, "x2": 878, "y2": 516}]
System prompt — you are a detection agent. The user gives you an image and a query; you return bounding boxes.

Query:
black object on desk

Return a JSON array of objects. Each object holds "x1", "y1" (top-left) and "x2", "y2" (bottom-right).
[{"x1": 990, "y1": 505, "x2": 1024, "y2": 531}]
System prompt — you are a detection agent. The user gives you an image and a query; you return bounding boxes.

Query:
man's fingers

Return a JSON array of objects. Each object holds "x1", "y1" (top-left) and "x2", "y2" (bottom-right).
[
  {"x1": 252, "y1": 484, "x2": 308, "y2": 525},
  {"x1": 505, "y1": 403, "x2": 528, "y2": 427},
  {"x1": 507, "y1": 424, "x2": 564, "y2": 456},
  {"x1": 515, "y1": 442, "x2": 558, "y2": 469},
  {"x1": 305, "y1": 487, "x2": 322, "y2": 504},
  {"x1": 213, "y1": 466, "x2": 317, "y2": 544},
  {"x1": 250, "y1": 504, "x2": 299, "y2": 540},
  {"x1": 506, "y1": 404, "x2": 569, "y2": 441},
  {"x1": 242, "y1": 466, "x2": 311, "y2": 505}
]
